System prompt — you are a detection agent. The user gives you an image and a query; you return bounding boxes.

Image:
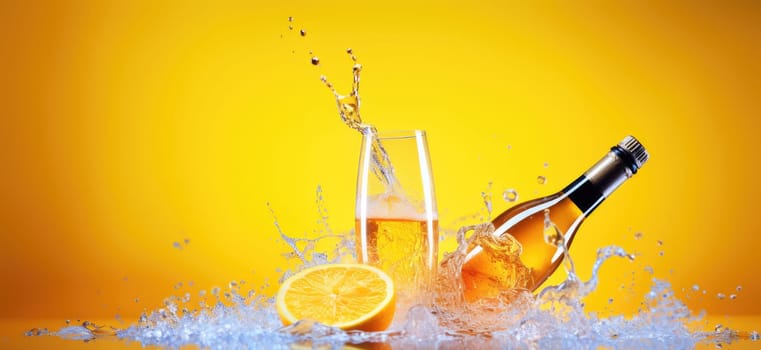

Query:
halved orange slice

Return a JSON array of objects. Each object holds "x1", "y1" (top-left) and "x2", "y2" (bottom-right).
[{"x1": 276, "y1": 264, "x2": 395, "y2": 332}]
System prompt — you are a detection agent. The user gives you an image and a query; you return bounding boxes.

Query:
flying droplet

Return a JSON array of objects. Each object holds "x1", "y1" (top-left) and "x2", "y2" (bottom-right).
[
  {"x1": 537, "y1": 175, "x2": 547, "y2": 185},
  {"x1": 311, "y1": 57, "x2": 320, "y2": 65},
  {"x1": 503, "y1": 189, "x2": 519, "y2": 202},
  {"x1": 299, "y1": 29, "x2": 306, "y2": 36}
]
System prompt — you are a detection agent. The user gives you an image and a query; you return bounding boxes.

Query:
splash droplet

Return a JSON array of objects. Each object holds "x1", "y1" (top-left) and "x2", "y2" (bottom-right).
[
  {"x1": 634, "y1": 231, "x2": 643, "y2": 240},
  {"x1": 692, "y1": 284, "x2": 700, "y2": 291},
  {"x1": 750, "y1": 331, "x2": 760, "y2": 340},
  {"x1": 736, "y1": 285, "x2": 743, "y2": 292},
  {"x1": 717, "y1": 293, "x2": 726, "y2": 300},
  {"x1": 543, "y1": 162, "x2": 549, "y2": 168},
  {"x1": 502, "y1": 189, "x2": 519, "y2": 202},
  {"x1": 299, "y1": 29, "x2": 306, "y2": 36},
  {"x1": 537, "y1": 175, "x2": 547, "y2": 185},
  {"x1": 346, "y1": 48, "x2": 353, "y2": 54},
  {"x1": 287, "y1": 16, "x2": 293, "y2": 22},
  {"x1": 288, "y1": 25, "x2": 293, "y2": 30},
  {"x1": 657, "y1": 240, "x2": 663, "y2": 246},
  {"x1": 172, "y1": 242, "x2": 182, "y2": 250},
  {"x1": 311, "y1": 57, "x2": 320, "y2": 65},
  {"x1": 729, "y1": 294, "x2": 737, "y2": 300}
]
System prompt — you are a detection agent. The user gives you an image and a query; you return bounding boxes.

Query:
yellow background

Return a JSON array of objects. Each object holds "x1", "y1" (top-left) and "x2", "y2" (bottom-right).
[{"x1": 1, "y1": 0, "x2": 759, "y2": 327}]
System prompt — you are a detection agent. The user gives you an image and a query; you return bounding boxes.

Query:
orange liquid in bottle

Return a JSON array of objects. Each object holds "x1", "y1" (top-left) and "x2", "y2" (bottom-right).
[{"x1": 460, "y1": 194, "x2": 584, "y2": 301}]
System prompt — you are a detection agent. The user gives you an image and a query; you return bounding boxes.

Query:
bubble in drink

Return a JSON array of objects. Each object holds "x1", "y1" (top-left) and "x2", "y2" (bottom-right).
[
  {"x1": 288, "y1": 25, "x2": 293, "y2": 30},
  {"x1": 537, "y1": 175, "x2": 547, "y2": 184},
  {"x1": 737, "y1": 285, "x2": 743, "y2": 292},
  {"x1": 311, "y1": 57, "x2": 320, "y2": 65},
  {"x1": 634, "y1": 231, "x2": 643, "y2": 240},
  {"x1": 717, "y1": 293, "x2": 726, "y2": 300},
  {"x1": 502, "y1": 189, "x2": 518, "y2": 202},
  {"x1": 692, "y1": 284, "x2": 700, "y2": 291},
  {"x1": 288, "y1": 16, "x2": 293, "y2": 22},
  {"x1": 300, "y1": 29, "x2": 306, "y2": 36},
  {"x1": 730, "y1": 294, "x2": 737, "y2": 300}
]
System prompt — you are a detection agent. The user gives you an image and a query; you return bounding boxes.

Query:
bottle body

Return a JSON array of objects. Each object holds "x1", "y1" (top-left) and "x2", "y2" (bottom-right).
[{"x1": 458, "y1": 136, "x2": 648, "y2": 301}]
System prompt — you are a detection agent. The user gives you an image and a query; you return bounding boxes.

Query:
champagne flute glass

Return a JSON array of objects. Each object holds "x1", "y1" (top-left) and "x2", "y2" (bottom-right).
[{"x1": 355, "y1": 128, "x2": 438, "y2": 307}]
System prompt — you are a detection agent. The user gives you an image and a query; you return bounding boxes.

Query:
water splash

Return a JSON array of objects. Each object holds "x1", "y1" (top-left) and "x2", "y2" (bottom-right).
[
  {"x1": 321, "y1": 51, "x2": 397, "y2": 188},
  {"x1": 36, "y1": 199, "x2": 757, "y2": 348}
]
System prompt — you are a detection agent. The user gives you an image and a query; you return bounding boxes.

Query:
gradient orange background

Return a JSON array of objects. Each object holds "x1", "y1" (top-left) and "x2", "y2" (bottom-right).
[{"x1": 1, "y1": 0, "x2": 759, "y2": 336}]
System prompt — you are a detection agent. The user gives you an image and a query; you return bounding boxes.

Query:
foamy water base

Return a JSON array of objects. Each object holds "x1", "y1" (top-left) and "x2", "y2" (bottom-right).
[
  {"x1": 32, "y1": 190, "x2": 757, "y2": 349},
  {"x1": 37, "y1": 245, "x2": 750, "y2": 349}
]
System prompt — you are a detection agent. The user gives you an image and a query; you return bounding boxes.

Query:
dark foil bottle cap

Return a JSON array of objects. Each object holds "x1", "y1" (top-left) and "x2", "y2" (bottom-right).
[{"x1": 615, "y1": 135, "x2": 649, "y2": 174}]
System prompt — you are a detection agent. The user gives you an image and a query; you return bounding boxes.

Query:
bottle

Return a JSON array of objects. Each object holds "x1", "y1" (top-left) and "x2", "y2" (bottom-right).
[{"x1": 458, "y1": 135, "x2": 649, "y2": 301}]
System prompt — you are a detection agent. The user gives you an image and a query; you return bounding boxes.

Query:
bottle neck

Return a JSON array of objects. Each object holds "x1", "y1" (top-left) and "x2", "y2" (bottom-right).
[{"x1": 563, "y1": 147, "x2": 636, "y2": 215}]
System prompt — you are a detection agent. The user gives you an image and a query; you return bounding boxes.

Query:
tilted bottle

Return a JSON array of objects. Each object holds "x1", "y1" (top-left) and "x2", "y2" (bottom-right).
[{"x1": 458, "y1": 136, "x2": 649, "y2": 301}]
